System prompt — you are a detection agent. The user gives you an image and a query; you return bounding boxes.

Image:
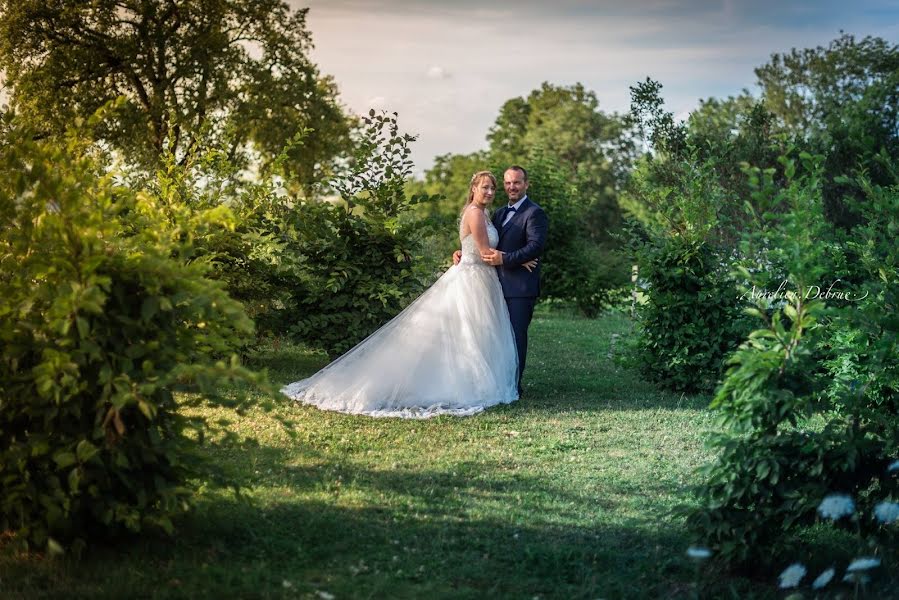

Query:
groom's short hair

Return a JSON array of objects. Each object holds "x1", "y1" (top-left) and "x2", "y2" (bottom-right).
[{"x1": 507, "y1": 165, "x2": 528, "y2": 182}]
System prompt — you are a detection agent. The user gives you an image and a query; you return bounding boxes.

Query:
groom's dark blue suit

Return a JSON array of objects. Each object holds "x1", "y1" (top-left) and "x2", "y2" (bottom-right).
[{"x1": 491, "y1": 197, "x2": 548, "y2": 394}]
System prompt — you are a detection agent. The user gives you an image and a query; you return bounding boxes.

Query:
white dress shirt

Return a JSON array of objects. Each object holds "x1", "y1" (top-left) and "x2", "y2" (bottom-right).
[{"x1": 501, "y1": 196, "x2": 528, "y2": 227}]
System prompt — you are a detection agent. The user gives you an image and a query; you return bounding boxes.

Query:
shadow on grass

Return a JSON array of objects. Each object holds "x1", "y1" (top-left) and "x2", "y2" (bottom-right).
[
  {"x1": 518, "y1": 384, "x2": 713, "y2": 414},
  {"x1": 172, "y1": 496, "x2": 695, "y2": 599},
  {"x1": 246, "y1": 342, "x2": 328, "y2": 383},
  {"x1": 1, "y1": 438, "x2": 774, "y2": 600}
]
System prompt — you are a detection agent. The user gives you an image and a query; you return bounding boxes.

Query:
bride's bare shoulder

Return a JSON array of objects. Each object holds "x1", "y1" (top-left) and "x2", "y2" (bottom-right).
[
  {"x1": 461, "y1": 204, "x2": 480, "y2": 221},
  {"x1": 463, "y1": 206, "x2": 488, "y2": 229}
]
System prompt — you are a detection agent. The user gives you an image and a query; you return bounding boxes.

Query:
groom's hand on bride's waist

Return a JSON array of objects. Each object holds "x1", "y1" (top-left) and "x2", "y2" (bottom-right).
[{"x1": 452, "y1": 250, "x2": 462, "y2": 265}]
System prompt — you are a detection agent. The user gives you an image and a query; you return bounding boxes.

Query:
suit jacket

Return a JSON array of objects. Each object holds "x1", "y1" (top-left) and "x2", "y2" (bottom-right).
[{"x1": 491, "y1": 198, "x2": 548, "y2": 298}]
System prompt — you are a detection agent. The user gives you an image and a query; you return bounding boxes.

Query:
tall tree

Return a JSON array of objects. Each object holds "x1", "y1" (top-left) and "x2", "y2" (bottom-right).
[
  {"x1": 411, "y1": 83, "x2": 638, "y2": 313},
  {"x1": 487, "y1": 82, "x2": 637, "y2": 242},
  {"x1": 0, "y1": 0, "x2": 351, "y2": 192},
  {"x1": 756, "y1": 33, "x2": 899, "y2": 226},
  {"x1": 756, "y1": 33, "x2": 899, "y2": 134}
]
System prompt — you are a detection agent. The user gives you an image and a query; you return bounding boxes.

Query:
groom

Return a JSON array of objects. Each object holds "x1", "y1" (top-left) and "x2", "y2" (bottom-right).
[{"x1": 471, "y1": 165, "x2": 548, "y2": 397}]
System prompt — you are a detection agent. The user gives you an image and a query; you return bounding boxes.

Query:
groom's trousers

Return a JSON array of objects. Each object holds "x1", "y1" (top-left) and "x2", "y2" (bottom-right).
[{"x1": 505, "y1": 297, "x2": 537, "y2": 394}]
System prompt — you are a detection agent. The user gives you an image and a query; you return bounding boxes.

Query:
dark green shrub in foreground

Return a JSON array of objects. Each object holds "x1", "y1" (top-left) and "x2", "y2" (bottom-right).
[
  {"x1": 688, "y1": 158, "x2": 899, "y2": 569},
  {"x1": 0, "y1": 120, "x2": 261, "y2": 554}
]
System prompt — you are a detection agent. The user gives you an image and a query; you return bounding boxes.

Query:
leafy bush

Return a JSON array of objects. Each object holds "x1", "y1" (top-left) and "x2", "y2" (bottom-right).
[
  {"x1": 623, "y1": 81, "x2": 780, "y2": 392},
  {"x1": 131, "y1": 111, "x2": 442, "y2": 358},
  {"x1": 280, "y1": 111, "x2": 441, "y2": 358},
  {"x1": 820, "y1": 72, "x2": 899, "y2": 228},
  {"x1": 755, "y1": 34, "x2": 899, "y2": 229},
  {"x1": 623, "y1": 144, "x2": 752, "y2": 392},
  {"x1": 631, "y1": 234, "x2": 750, "y2": 392},
  {"x1": 688, "y1": 290, "x2": 830, "y2": 564},
  {"x1": 141, "y1": 135, "x2": 306, "y2": 341},
  {"x1": 687, "y1": 157, "x2": 899, "y2": 567},
  {"x1": 0, "y1": 118, "x2": 261, "y2": 554},
  {"x1": 521, "y1": 151, "x2": 630, "y2": 317}
]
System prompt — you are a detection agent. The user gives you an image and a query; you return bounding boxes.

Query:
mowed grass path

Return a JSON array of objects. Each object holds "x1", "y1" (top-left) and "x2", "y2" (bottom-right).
[{"x1": 3, "y1": 311, "x2": 774, "y2": 599}]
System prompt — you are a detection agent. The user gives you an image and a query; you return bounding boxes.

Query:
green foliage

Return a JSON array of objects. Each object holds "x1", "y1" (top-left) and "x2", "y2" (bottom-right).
[
  {"x1": 755, "y1": 34, "x2": 899, "y2": 134},
  {"x1": 412, "y1": 82, "x2": 637, "y2": 314},
  {"x1": 755, "y1": 33, "x2": 899, "y2": 228},
  {"x1": 627, "y1": 78, "x2": 688, "y2": 158},
  {"x1": 820, "y1": 70, "x2": 899, "y2": 228},
  {"x1": 116, "y1": 109, "x2": 442, "y2": 359},
  {"x1": 623, "y1": 32, "x2": 899, "y2": 394},
  {"x1": 0, "y1": 0, "x2": 352, "y2": 185},
  {"x1": 523, "y1": 151, "x2": 630, "y2": 317},
  {"x1": 828, "y1": 173, "x2": 899, "y2": 464},
  {"x1": 282, "y1": 111, "x2": 441, "y2": 358},
  {"x1": 0, "y1": 117, "x2": 262, "y2": 554},
  {"x1": 624, "y1": 79, "x2": 786, "y2": 244},
  {"x1": 135, "y1": 126, "x2": 307, "y2": 341},
  {"x1": 687, "y1": 156, "x2": 899, "y2": 567},
  {"x1": 689, "y1": 286, "x2": 897, "y2": 565},
  {"x1": 624, "y1": 87, "x2": 753, "y2": 391},
  {"x1": 630, "y1": 234, "x2": 750, "y2": 393}
]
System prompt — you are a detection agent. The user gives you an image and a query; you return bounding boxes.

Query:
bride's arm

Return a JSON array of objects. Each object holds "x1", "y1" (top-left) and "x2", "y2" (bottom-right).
[{"x1": 465, "y1": 207, "x2": 492, "y2": 255}]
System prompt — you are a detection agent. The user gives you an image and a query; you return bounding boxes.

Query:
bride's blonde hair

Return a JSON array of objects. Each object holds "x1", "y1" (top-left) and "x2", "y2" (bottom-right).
[{"x1": 461, "y1": 170, "x2": 497, "y2": 215}]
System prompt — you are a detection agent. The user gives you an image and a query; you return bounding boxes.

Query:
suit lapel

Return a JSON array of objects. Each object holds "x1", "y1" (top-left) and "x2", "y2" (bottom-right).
[
  {"x1": 499, "y1": 199, "x2": 530, "y2": 240},
  {"x1": 493, "y1": 207, "x2": 506, "y2": 230}
]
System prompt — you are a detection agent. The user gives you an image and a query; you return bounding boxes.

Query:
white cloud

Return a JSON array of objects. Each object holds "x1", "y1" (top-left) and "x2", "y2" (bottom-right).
[{"x1": 426, "y1": 65, "x2": 450, "y2": 80}]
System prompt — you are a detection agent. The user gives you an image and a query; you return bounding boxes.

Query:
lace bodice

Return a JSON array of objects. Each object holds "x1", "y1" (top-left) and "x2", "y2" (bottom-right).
[{"x1": 459, "y1": 210, "x2": 498, "y2": 266}]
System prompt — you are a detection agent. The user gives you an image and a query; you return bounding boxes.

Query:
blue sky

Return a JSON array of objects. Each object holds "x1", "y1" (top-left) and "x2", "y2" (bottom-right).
[{"x1": 293, "y1": 0, "x2": 899, "y2": 173}]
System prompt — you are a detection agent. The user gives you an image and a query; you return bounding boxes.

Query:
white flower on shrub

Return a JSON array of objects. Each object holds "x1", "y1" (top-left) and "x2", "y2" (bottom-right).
[
  {"x1": 778, "y1": 563, "x2": 807, "y2": 588},
  {"x1": 686, "y1": 546, "x2": 712, "y2": 559},
  {"x1": 873, "y1": 501, "x2": 899, "y2": 524},
  {"x1": 811, "y1": 567, "x2": 835, "y2": 589},
  {"x1": 843, "y1": 572, "x2": 872, "y2": 584},
  {"x1": 817, "y1": 494, "x2": 855, "y2": 520},
  {"x1": 846, "y1": 557, "x2": 881, "y2": 572}
]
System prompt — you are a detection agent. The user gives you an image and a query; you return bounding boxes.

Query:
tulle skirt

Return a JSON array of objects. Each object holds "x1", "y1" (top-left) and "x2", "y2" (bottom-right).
[{"x1": 281, "y1": 262, "x2": 519, "y2": 418}]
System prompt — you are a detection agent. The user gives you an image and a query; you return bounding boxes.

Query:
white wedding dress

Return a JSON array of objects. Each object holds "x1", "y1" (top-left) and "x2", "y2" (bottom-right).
[{"x1": 280, "y1": 210, "x2": 519, "y2": 418}]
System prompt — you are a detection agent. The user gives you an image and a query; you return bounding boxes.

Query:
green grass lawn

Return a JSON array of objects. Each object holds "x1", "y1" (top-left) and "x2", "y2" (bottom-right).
[{"x1": 0, "y1": 311, "x2": 835, "y2": 598}]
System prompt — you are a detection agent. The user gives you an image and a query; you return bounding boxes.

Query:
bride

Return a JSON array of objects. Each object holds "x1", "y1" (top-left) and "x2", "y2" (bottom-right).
[{"x1": 281, "y1": 171, "x2": 532, "y2": 418}]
